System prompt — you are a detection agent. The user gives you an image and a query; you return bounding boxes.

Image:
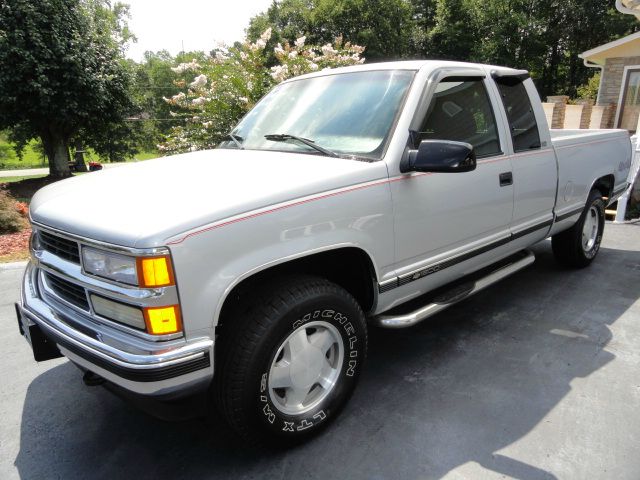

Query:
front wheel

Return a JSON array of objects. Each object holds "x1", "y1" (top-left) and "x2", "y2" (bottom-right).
[
  {"x1": 552, "y1": 189, "x2": 605, "y2": 268},
  {"x1": 215, "y1": 275, "x2": 367, "y2": 445}
]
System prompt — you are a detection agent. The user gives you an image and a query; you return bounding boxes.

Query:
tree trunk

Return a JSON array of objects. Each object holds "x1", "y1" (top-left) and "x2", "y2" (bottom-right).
[
  {"x1": 41, "y1": 131, "x2": 72, "y2": 178},
  {"x1": 74, "y1": 139, "x2": 88, "y2": 172}
]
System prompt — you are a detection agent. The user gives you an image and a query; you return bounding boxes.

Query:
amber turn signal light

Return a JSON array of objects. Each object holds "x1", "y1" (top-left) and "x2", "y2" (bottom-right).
[
  {"x1": 137, "y1": 256, "x2": 175, "y2": 288},
  {"x1": 143, "y1": 305, "x2": 182, "y2": 335}
]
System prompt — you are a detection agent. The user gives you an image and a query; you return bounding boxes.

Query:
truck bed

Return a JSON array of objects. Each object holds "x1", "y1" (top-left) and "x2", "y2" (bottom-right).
[
  {"x1": 548, "y1": 128, "x2": 631, "y2": 235},
  {"x1": 549, "y1": 128, "x2": 630, "y2": 148}
]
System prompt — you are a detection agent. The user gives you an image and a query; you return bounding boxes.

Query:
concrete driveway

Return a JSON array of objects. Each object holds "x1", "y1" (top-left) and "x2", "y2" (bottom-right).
[{"x1": 1, "y1": 222, "x2": 639, "y2": 479}]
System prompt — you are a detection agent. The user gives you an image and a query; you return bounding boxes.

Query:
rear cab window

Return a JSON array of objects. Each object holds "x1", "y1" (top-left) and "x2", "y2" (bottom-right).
[{"x1": 494, "y1": 77, "x2": 541, "y2": 152}]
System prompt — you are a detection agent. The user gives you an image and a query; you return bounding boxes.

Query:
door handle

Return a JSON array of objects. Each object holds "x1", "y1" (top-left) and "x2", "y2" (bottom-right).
[{"x1": 499, "y1": 172, "x2": 513, "y2": 187}]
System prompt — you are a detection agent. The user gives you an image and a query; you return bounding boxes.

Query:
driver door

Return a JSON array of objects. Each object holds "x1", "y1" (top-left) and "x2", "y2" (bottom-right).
[{"x1": 388, "y1": 71, "x2": 514, "y2": 292}]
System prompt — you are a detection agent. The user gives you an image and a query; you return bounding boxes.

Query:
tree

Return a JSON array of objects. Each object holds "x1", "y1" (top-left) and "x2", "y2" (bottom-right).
[
  {"x1": 248, "y1": 0, "x2": 637, "y2": 98},
  {"x1": 247, "y1": 0, "x2": 414, "y2": 61},
  {"x1": 118, "y1": 50, "x2": 187, "y2": 153},
  {"x1": 0, "y1": 0, "x2": 136, "y2": 177},
  {"x1": 458, "y1": 0, "x2": 636, "y2": 97}
]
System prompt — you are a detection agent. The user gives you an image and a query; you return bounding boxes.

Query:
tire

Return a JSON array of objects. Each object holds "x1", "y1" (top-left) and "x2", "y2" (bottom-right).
[
  {"x1": 215, "y1": 275, "x2": 368, "y2": 445},
  {"x1": 552, "y1": 189, "x2": 605, "y2": 268}
]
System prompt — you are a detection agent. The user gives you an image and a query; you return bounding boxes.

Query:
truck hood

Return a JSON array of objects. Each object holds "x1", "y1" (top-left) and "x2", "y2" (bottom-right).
[{"x1": 30, "y1": 149, "x2": 388, "y2": 247}]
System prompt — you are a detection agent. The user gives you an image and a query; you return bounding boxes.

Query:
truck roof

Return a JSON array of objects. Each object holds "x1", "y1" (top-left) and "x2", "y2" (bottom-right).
[{"x1": 285, "y1": 60, "x2": 527, "y2": 83}]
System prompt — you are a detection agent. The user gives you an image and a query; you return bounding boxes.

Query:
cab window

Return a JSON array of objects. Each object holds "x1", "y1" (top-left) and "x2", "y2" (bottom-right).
[
  {"x1": 417, "y1": 77, "x2": 502, "y2": 158},
  {"x1": 495, "y1": 80, "x2": 541, "y2": 152}
]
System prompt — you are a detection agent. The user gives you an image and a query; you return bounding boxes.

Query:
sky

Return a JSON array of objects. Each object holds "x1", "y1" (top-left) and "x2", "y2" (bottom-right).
[{"x1": 123, "y1": 0, "x2": 274, "y2": 61}]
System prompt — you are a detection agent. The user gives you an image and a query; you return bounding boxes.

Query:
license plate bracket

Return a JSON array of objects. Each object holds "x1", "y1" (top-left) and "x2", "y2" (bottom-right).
[{"x1": 15, "y1": 303, "x2": 63, "y2": 362}]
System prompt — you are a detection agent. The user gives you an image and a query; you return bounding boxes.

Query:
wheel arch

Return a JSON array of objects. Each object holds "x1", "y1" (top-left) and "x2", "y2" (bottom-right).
[
  {"x1": 591, "y1": 174, "x2": 615, "y2": 200},
  {"x1": 215, "y1": 245, "x2": 379, "y2": 331}
]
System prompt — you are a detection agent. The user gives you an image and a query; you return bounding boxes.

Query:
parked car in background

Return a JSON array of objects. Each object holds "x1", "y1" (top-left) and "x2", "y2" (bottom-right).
[{"x1": 16, "y1": 61, "x2": 632, "y2": 445}]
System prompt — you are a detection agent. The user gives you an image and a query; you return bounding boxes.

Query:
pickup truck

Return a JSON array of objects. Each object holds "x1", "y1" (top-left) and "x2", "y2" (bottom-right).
[{"x1": 16, "y1": 60, "x2": 632, "y2": 444}]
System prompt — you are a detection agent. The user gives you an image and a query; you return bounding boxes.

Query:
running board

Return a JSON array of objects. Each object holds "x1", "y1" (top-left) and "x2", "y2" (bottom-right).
[{"x1": 373, "y1": 250, "x2": 535, "y2": 329}]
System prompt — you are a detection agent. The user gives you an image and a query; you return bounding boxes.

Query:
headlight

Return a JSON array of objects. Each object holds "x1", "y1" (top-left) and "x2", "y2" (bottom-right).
[
  {"x1": 82, "y1": 247, "x2": 138, "y2": 285},
  {"x1": 82, "y1": 247, "x2": 175, "y2": 288}
]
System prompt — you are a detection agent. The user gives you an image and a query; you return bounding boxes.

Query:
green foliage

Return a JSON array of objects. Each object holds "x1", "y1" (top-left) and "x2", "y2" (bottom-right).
[
  {"x1": 0, "y1": 0, "x2": 136, "y2": 176},
  {"x1": 160, "y1": 30, "x2": 365, "y2": 154},
  {"x1": 0, "y1": 137, "x2": 47, "y2": 170},
  {"x1": 247, "y1": 0, "x2": 413, "y2": 60},
  {"x1": 0, "y1": 190, "x2": 23, "y2": 234},
  {"x1": 577, "y1": 72, "x2": 601, "y2": 101},
  {"x1": 127, "y1": 51, "x2": 181, "y2": 150},
  {"x1": 248, "y1": 0, "x2": 638, "y2": 98},
  {"x1": 0, "y1": 144, "x2": 11, "y2": 163}
]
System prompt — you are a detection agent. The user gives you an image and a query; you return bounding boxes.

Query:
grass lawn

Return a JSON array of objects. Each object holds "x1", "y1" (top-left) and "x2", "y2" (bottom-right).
[
  {"x1": 1, "y1": 135, "x2": 158, "y2": 170},
  {"x1": 0, "y1": 174, "x2": 46, "y2": 183},
  {"x1": 133, "y1": 151, "x2": 160, "y2": 161},
  {"x1": 0, "y1": 138, "x2": 48, "y2": 170}
]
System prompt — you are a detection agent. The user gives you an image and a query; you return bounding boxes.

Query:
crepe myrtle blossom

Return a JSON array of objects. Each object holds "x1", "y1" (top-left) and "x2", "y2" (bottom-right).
[
  {"x1": 161, "y1": 30, "x2": 365, "y2": 155},
  {"x1": 260, "y1": 28, "x2": 272, "y2": 42},
  {"x1": 190, "y1": 74, "x2": 207, "y2": 88},
  {"x1": 171, "y1": 59, "x2": 200, "y2": 74},
  {"x1": 270, "y1": 64, "x2": 289, "y2": 82},
  {"x1": 321, "y1": 44, "x2": 338, "y2": 56}
]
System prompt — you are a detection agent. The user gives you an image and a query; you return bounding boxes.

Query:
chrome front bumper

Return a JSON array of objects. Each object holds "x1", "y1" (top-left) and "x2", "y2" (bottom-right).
[{"x1": 19, "y1": 261, "x2": 214, "y2": 397}]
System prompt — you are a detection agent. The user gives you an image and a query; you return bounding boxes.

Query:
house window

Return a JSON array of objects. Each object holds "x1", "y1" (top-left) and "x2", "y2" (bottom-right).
[{"x1": 618, "y1": 68, "x2": 640, "y2": 132}]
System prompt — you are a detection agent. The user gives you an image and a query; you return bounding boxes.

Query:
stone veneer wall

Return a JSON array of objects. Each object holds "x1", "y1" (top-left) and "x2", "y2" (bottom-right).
[
  {"x1": 596, "y1": 56, "x2": 640, "y2": 128},
  {"x1": 598, "y1": 56, "x2": 640, "y2": 106}
]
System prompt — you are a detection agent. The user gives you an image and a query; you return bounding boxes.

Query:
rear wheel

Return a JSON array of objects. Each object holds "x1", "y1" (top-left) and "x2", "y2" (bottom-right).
[
  {"x1": 552, "y1": 189, "x2": 605, "y2": 268},
  {"x1": 215, "y1": 275, "x2": 367, "y2": 445}
]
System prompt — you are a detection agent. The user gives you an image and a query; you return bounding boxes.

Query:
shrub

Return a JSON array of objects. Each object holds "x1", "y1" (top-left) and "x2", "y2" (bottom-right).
[
  {"x1": 577, "y1": 72, "x2": 600, "y2": 101},
  {"x1": 0, "y1": 189, "x2": 24, "y2": 234}
]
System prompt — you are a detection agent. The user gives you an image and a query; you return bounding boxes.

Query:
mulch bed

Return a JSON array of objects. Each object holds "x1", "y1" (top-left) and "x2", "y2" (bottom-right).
[
  {"x1": 0, "y1": 176, "x2": 52, "y2": 261},
  {"x1": 0, "y1": 224, "x2": 31, "y2": 261}
]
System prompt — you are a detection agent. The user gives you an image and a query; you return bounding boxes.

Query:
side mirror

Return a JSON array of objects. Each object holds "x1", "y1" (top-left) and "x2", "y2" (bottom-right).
[{"x1": 401, "y1": 140, "x2": 477, "y2": 173}]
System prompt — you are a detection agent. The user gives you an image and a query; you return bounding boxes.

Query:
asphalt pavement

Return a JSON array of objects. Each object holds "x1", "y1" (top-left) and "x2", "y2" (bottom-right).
[{"x1": 1, "y1": 222, "x2": 639, "y2": 479}]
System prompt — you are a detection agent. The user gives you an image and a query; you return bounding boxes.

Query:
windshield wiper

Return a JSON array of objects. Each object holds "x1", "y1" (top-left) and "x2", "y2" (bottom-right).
[
  {"x1": 264, "y1": 134, "x2": 339, "y2": 158},
  {"x1": 225, "y1": 133, "x2": 244, "y2": 149}
]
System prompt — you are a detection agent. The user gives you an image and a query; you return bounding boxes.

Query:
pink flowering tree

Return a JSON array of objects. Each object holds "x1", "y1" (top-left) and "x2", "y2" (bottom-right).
[{"x1": 160, "y1": 30, "x2": 365, "y2": 154}]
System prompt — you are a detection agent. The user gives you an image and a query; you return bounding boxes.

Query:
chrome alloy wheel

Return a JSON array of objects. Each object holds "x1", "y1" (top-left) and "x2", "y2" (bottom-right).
[
  {"x1": 268, "y1": 321, "x2": 344, "y2": 415},
  {"x1": 582, "y1": 205, "x2": 600, "y2": 251}
]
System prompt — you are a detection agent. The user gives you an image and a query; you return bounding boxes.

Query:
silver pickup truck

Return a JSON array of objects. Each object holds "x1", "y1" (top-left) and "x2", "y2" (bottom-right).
[{"x1": 16, "y1": 61, "x2": 632, "y2": 444}]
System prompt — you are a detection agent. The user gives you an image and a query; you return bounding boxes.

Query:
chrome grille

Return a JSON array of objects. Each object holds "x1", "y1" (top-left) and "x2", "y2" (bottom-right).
[
  {"x1": 45, "y1": 272, "x2": 89, "y2": 310},
  {"x1": 39, "y1": 231, "x2": 81, "y2": 263}
]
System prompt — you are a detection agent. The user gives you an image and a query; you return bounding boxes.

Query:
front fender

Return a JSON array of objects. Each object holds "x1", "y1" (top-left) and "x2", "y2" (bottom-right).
[{"x1": 167, "y1": 177, "x2": 395, "y2": 339}]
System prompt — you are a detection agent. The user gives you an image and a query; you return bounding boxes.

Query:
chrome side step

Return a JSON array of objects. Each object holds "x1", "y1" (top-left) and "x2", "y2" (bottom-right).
[{"x1": 373, "y1": 250, "x2": 535, "y2": 329}]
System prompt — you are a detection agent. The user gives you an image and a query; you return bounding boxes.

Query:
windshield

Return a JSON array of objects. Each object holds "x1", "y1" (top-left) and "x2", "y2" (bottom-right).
[{"x1": 222, "y1": 70, "x2": 415, "y2": 160}]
